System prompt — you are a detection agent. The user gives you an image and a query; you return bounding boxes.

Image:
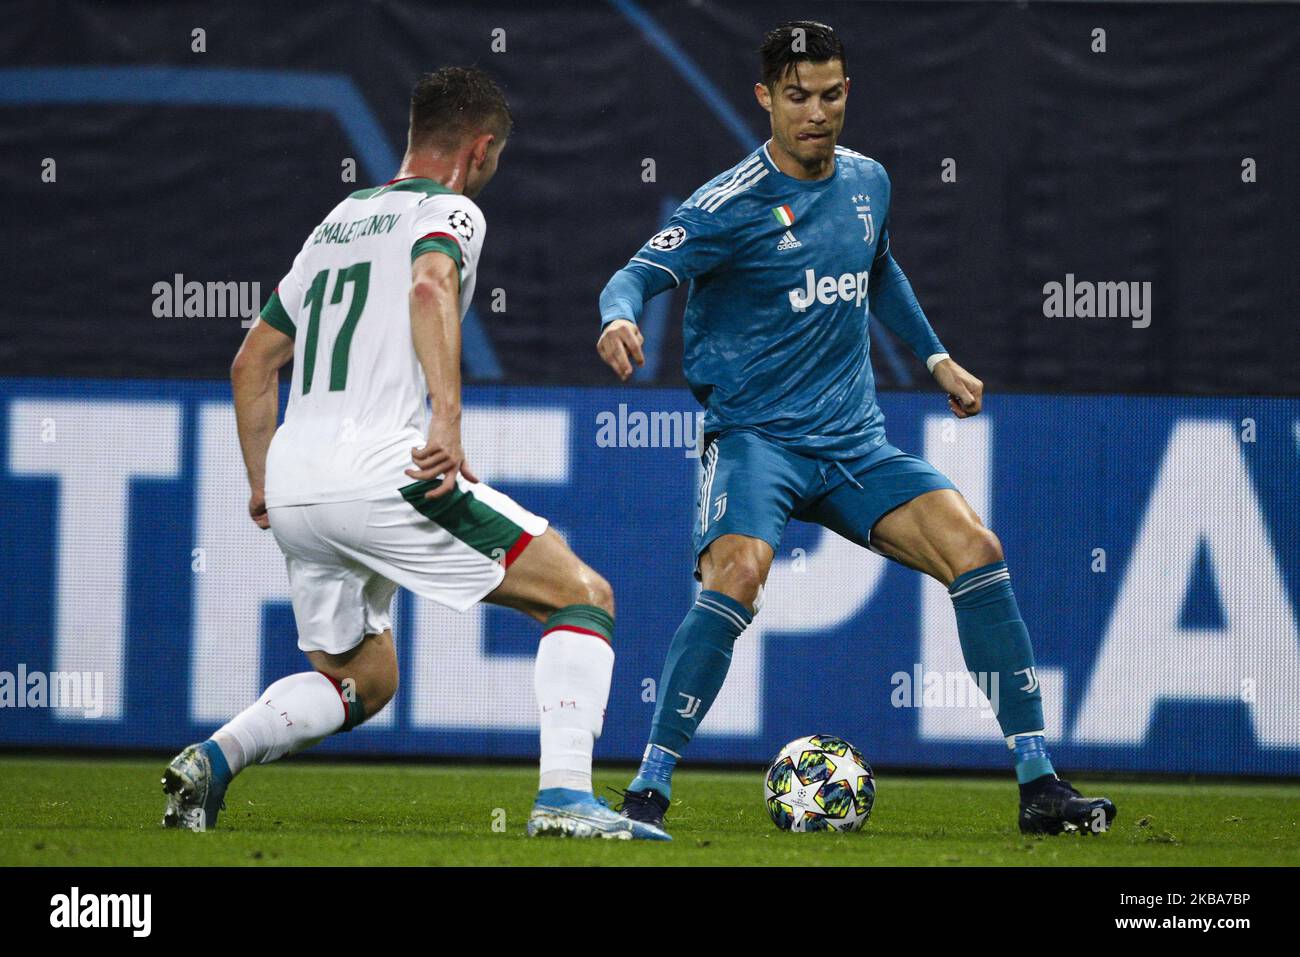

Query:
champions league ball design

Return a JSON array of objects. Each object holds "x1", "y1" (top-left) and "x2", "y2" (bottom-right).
[
  {"x1": 648, "y1": 225, "x2": 686, "y2": 251},
  {"x1": 448, "y1": 209, "x2": 475, "y2": 241},
  {"x1": 764, "y1": 734, "x2": 876, "y2": 832}
]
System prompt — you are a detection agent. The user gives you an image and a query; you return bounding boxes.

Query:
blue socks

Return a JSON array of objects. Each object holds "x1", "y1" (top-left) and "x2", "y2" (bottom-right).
[
  {"x1": 631, "y1": 563, "x2": 1050, "y2": 800},
  {"x1": 948, "y1": 561, "x2": 1057, "y2": 787},
  {"x1": 948, "y1": 561, "x2": 1045, "y2": 742},
  {"x1": 200, "y1": 738, "x2": 232, "y2": 787},
  {"x1": 630, "y1": 590, "x2": 753, "y2": 799},
  {"x1": 629, "y1": 744, "x2": 678, "y2": 798},
  {"x1": 1012, "y1": 733, "x2": 1056, "y2": 786}
]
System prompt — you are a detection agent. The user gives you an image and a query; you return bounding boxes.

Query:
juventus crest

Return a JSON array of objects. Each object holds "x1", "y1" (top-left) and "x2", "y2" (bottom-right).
[{"x1": 852, "y1": 193, "x2": 874, "y2": 244}]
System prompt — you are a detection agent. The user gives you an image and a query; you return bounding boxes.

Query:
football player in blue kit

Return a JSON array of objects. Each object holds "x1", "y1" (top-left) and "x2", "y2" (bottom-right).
[{"x1": 596, "y1": 21, "x2": 1115, "y2": 837}]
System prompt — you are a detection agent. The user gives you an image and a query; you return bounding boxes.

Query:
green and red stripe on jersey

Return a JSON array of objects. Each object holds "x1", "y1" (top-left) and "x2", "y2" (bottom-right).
[{"x1": 411, "y1": 231, "x2": 463, "y2": 270}]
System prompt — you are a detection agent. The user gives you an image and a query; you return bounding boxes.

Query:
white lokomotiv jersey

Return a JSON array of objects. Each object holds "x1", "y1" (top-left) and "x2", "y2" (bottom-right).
[{"x1": 259, "y1": 177, "x2": 485, "y2": 507}]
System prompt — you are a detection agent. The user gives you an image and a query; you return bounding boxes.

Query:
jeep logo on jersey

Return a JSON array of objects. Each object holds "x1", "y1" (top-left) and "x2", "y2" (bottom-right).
[
  {"x1": 788, "y1": 268, "x2": 871, "y2": 312},
  {"x1": 648, "y1": 225, "x2": 686, "y2": 251},
  {"x1": 448, "y1": 209, "x2": 475, "y2": 241}
]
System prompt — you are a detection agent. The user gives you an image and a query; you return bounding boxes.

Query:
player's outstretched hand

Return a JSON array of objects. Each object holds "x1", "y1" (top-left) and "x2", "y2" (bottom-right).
[
  {"x1": 597, "y1": 319, "x2": 645, "y2": 382},
  {"x1": 406, "y1": 419, "x2": 479, "y2": 499},
  {"x1": 932, "y1": 358, "x2": 984, "y2": 418},
  {"x1": 248, "y1": 488, "x2": 270, "y2": 529}
]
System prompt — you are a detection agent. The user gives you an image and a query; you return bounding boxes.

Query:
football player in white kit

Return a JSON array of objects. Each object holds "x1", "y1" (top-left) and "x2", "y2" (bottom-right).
[{"x1": 162, "y1": 67, "x2": 668, "y2": 841}]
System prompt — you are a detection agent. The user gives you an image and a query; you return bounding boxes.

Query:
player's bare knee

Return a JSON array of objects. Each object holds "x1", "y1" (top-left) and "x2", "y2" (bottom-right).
[
  {"x1": 574, "y1": 566, "x2": 615, "y2": 616},
  {"x1": 976, "y1": 527, "x2": 1005, "y2": 565},
  {"x1": 712, "y1": 553, "x2": 767, "y2": 610},
  {"x1": 953, "y1": 526, "x2": 1004, "y2": 578},
  {"x1": 535, "y1": 560, "x2": 614, "y2": 617}
]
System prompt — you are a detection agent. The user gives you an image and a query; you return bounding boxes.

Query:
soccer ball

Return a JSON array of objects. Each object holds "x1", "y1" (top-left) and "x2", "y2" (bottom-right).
[{"x1": 764, "y1": 733, "x2": 876, "y2": 832}]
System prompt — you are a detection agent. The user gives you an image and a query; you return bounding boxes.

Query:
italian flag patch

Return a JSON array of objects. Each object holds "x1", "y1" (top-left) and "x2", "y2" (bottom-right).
[{"x1": 771, "y1": 204, "x2": 795, "y2": 227}]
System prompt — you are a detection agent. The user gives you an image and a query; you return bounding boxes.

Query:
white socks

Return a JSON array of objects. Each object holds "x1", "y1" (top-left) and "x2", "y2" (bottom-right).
[
  {"x1": 208, "y1": 609, "x2": 616, "y2": 794},
  {"x1": 534, "y1": 625, "x2": 615, "y2": 793},
  {"x1": 211, "y1": 671, "x2": 346, "y2": 775}
]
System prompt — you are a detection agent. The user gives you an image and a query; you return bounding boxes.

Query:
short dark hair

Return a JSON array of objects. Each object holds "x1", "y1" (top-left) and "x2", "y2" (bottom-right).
[
  {"x1": 409, "y1": 66, "x2": 512, "y2": 148},
  {"x1": 758, "y1": 21, "x2": 846, "y2": 89}
]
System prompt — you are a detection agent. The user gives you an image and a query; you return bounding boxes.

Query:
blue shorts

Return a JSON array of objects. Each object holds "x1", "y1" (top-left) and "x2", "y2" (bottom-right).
[{"x1": 692, "y1": 428, "x2": 957, "y2": 574}]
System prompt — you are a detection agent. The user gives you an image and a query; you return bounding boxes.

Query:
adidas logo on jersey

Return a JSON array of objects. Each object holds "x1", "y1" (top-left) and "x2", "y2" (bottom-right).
[{"x1": 777, "y1": 230, "x2": 802, "y2": 251}]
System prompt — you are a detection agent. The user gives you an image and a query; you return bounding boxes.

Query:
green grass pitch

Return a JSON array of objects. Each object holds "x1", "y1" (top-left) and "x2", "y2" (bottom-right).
[{"x1": 2, "y1": 755, "x2": 1296, "y2": 866}]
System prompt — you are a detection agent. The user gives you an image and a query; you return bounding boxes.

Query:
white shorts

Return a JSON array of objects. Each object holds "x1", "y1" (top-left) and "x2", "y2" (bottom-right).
[{"x1": 268, "y1": 477, "x2": 548, "y2": 655}]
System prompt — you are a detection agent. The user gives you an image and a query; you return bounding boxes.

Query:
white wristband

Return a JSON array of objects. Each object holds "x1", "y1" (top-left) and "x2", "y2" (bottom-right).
[{"x1": 926, "y1": 352, "x2": 950, "y2": 374}]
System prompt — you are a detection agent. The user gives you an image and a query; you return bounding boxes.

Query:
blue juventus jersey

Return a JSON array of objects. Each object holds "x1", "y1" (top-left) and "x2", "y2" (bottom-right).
[{"x1": 629, "y1": 142, "x2": 905, "y2": 461}]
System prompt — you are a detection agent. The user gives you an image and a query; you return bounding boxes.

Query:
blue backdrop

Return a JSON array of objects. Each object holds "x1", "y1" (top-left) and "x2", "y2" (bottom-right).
[{"x1": 2, "y1": 377, "x2": 1298, "y2": 775}]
